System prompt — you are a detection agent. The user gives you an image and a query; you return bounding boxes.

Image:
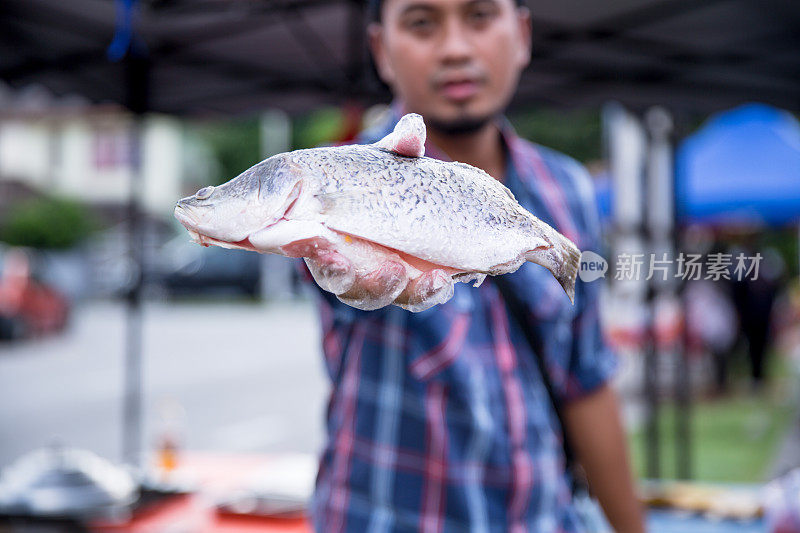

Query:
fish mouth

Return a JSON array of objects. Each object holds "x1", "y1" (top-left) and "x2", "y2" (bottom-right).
[
  {"x1": 199, "y1": 234, "x2": 256, "y2": 251},
  {"x1": 173, "y1": 204, "x2": 207, "y2": 245},
  {"x1": 171, "y1": 204, "x2": 215, "y2": 247},
  {"x1": 174, "y1": 203, "x2": 198, "y2": 229},
  {"x1": 174, "y1": 205, "x2": 256, "y2": 250},
  {"x1": 173, "y1": 180, "x2": 303, "y2": 252}
]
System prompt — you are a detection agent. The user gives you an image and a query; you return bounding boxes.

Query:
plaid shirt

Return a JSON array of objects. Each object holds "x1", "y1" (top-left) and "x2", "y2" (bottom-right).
[{"x1": 305, "y1": 108, "x2": 616, "y2": 532}]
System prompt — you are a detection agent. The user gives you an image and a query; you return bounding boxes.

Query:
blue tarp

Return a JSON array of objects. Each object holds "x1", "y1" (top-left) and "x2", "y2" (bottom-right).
[{"x1": 676, "y1": 103, "x2": 800, "y2": 227}]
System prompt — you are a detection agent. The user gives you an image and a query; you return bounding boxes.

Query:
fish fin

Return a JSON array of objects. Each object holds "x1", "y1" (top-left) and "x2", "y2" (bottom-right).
[
  {"x1": 524, "y1": 230, "x2": 581, "y2": 304},
  {"x1": 452, "y1": 271, "x2": 487, "y2": 288},
  {"x1": 373, "y1": 113, "x2": 426, "y2": 158}
]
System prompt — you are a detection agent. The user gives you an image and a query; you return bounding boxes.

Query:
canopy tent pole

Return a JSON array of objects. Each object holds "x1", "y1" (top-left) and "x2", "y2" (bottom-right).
[
  {"x1": 672, "y1": 109, "x2": 696, "y2": 481},
  {"x1": 645, "y1": 106, "x2": 691, "y2": 479},
  {"x1": 121, "y1": 52, "x2": 149, "y2": 469}
]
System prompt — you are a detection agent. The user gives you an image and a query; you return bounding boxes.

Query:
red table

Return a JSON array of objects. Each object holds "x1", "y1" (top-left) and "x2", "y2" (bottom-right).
[{"x1": 91, "y1": 451, "x2": 314, "y2": 533}]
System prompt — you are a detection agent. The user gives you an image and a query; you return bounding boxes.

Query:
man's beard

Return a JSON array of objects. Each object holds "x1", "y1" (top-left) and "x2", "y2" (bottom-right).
[{"x1": 426, "y1": 112, "x2": 497, "y2": 136}]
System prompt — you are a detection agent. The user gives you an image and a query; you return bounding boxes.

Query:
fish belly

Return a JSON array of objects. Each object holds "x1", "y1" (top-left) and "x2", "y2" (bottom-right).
[{"x1": 247, "y1": 215, "x2": 473, "y2": 311}]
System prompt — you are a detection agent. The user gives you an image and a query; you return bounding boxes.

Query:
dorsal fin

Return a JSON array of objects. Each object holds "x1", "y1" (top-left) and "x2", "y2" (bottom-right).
[{"x1": 373, "y1": 113, "x2": 426, "y2": 157}]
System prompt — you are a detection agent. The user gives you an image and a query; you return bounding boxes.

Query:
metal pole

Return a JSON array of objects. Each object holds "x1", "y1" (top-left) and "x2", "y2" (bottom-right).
[
  {"x1": 672, "y1": 109, "x2": 695, "y2": 480},
  {"x1": 675, "y1": 282, "x2": 692, "y2": 480},
  {"x1": 643, "y1": 291, "x2": 660, "y2": 479},
  {"x1": 670, "y1": 116, "x2": 692, "y2": 481},
  {"x1": 645, "y1": 106, "x2": 690, "y2": 479},
  {"x1": 122, "y1": 53, "x2": 149, "y2": 469}
]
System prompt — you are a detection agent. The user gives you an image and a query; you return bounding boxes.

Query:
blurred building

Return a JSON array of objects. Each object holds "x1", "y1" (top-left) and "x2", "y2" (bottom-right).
[
  {"x1": 0, "y1": 84, "x2": 223, "y2": 300},
  {"x1": 0, "y1": 105, "x2": 215, "y2": 220}
]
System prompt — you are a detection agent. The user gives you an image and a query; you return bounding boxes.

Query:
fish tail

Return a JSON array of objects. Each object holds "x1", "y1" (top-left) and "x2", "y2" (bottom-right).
[{"x1": 524, "y1": 228, "x2": 581, "y2": 304}]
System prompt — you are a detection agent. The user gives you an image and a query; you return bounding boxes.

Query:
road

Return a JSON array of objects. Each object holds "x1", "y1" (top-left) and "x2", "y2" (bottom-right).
[{"x1": 0, "y1": 299, "x2": 330, "y2": 469}]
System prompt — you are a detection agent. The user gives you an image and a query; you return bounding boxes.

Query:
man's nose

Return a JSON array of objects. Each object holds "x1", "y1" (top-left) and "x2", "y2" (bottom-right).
[{"x1": 438, "y1": 19, "x2": 473, "y2": 64}]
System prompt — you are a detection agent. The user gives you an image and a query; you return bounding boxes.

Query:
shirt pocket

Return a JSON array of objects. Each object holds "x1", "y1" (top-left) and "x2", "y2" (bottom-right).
[{"x1": 407, "y1": 311, "x2": 472, "y2": 382}]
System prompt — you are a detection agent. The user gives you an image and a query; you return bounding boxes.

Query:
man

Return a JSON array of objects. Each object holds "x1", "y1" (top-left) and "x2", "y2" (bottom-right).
[{"x1": 305, "y1": 0, "x2": 644, "y2": 530}]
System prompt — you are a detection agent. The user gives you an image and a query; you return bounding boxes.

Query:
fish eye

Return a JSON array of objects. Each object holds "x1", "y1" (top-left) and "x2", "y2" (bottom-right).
[{"x1": 195, "y1": 186, "x2": 214, "y2": 200}]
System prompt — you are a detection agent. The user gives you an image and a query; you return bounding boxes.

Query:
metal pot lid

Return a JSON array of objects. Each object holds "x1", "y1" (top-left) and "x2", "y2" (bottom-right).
[{"x1": 0, "y1": 445, "x2": 138, "y2": 517}]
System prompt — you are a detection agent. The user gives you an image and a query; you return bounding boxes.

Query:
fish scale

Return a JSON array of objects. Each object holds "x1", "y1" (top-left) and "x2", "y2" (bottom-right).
[
  {"x1": 174, "y1": 113, "x2": 581, "y2": 312},
  {"x1": 288, "y1": 144, "x2": 544, "y2": 272}
]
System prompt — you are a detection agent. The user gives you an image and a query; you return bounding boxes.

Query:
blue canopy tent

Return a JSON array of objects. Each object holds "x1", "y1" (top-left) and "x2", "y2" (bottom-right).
[
  {"x1": 676, "y1": 103, "x2": 800, "y2": 227},
  {"x1": 593, "y1": 103, "x2": 800, "y2": 228}
]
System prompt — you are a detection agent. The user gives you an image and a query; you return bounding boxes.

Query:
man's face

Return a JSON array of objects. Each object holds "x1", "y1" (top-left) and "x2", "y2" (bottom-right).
[{"x1": 369, "y1": 0, "x2": 531, "y2": 133}]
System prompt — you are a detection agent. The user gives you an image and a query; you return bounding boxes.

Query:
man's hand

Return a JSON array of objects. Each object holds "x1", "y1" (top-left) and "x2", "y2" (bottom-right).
[
  {"x1": 563, "y1": 384, "x2": 646, "y2": 533},
  {"x1": 303, "y1": 250, "x2": 456, "y2": 312}
]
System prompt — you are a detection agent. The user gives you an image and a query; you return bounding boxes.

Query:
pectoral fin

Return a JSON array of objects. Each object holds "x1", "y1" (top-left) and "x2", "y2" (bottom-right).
[{"x1": 373, "y1": 113, "x2": 426, "y2": 158}]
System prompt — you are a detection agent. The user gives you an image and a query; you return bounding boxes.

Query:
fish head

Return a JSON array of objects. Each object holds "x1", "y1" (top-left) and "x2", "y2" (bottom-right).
[{"x1": 173, "y1": 155, "x2": 301, "y2": 247}]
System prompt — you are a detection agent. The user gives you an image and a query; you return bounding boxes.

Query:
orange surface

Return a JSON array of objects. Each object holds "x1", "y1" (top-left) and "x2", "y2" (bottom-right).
[{"x1": 90, "y1": 451, "x2": 314, "y2": 533}]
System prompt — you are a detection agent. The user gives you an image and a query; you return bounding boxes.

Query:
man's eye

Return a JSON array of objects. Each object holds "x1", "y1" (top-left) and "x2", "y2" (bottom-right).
[
  {"x1": 467, "y1": 8, "x2": 496, "y2": 26},
  {"x1": 405, "y1": 16, "x2": 435, "y2": 34}
]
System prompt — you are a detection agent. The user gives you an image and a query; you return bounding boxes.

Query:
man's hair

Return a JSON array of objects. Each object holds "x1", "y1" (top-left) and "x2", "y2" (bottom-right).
[{"x1": 368, "y1": 0, "x2": 527, "y2": 23}]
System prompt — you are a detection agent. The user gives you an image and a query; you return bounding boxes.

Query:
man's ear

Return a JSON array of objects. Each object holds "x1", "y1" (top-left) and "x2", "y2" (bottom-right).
[
  {"x1": 515, "y1": 7, "x2": 532, "y2": 69},
  {"x1": 368, "y1": 23, "x2": 396, "y2": 86}
]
